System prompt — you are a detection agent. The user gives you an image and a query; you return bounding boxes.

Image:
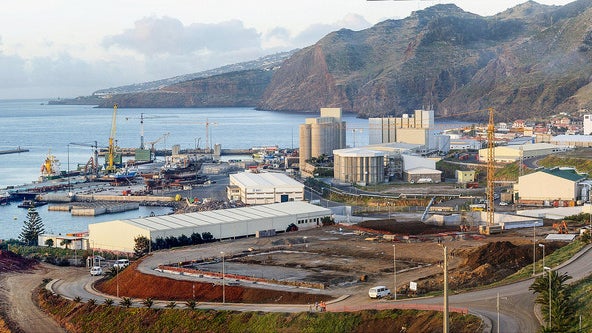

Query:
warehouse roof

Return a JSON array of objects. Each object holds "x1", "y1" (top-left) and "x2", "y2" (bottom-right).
[
  {"x1": 333, "y1": 147, "x2": 386, "y2": 157},
  {"x1": 405, "y1": 167, "x2": 442, "y2": 175},
  {"x1": 103, "y1": 201, "x2": 330, "y2": 232},
  {"x1": 553, "y1": 134, "x2": 592, "y2": 143},
  {"x1": 230, "y1": 172, "x2": 304, "y2": 188},
  {"x1": 541, "y1": 167, "x2": 587, "y2": 182}
]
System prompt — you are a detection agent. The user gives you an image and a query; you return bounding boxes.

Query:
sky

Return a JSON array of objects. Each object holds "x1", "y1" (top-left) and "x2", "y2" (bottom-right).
[{"x1": 0, "y1": 0, "x2": 576, "y2": 99}]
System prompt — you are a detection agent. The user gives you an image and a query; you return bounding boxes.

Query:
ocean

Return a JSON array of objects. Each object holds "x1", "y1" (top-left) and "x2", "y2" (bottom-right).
[{"x1": 0, "y1": 99, "x2": 370, "y2": 240}]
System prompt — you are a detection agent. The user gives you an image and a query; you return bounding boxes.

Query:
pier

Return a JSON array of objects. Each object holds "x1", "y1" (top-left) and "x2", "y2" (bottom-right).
[{"x1": 0, "y1": 147, "x2": 29, "y2": 155}]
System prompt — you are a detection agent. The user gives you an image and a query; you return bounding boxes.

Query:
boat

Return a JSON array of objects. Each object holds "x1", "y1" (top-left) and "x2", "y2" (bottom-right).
[
  {"x1": 18, "y1": 199, "x2": 48, "y2": 208},
  {"x1": 111, "y1": 168, "x2": 138, "y2": 180},
  {"x1": 39, "y1": 150, "x2": 62, "y2": 181}
]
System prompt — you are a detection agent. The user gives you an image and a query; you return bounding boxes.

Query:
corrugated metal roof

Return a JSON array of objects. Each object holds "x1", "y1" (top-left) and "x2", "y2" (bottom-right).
[
  {"x1": 541, "y1": 168, "x2": 587, "y2": 182},
  {"x1": 108, "y1": 201, "x2": 331, "y2": 231},
  {"x1": 553, "y1": 134, "x2": 592, "y2": 143},
  {"x1": 230, "y1": 172, "x2": 304, "y2": 188}
]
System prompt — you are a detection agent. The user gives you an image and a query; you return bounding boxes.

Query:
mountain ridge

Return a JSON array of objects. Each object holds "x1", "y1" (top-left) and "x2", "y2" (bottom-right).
[{"x1": 52, "y1": 1, "x2": 592, "y2": 122}]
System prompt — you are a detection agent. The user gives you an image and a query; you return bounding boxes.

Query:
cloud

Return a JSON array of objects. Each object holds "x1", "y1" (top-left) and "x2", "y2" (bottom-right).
[
  {"x1": 267, "y1": 13, "x2": 373, "y2": 49},
  {"x1": 103, "y1": 16, "x2": 262, "y2": 56}
]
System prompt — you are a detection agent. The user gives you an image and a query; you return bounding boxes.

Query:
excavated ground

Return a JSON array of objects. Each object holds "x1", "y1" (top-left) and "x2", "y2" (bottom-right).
[{"x1": 93, "y1": 219, "x2": 559, "y2": 303}]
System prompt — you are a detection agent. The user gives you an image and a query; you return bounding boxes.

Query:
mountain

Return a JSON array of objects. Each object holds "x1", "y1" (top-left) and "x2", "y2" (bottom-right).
[
  {"x1": 58, "y1": 1, "x2": 592, "y2": 121},
  {"x1": 258, "y1": 1, "x2": 592, "y2": 120},
  {"x1": 50, "y1": 51, "x2": 296, "y2": 107}
]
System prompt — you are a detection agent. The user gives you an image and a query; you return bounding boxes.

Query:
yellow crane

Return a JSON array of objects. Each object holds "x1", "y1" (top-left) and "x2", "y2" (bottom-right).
[
  {"x1": 436, "y1": 107, "x2": 496, "y2": 226},
  {"x1": 106, "y1": 104, "x2": 118, "y2": 173}
]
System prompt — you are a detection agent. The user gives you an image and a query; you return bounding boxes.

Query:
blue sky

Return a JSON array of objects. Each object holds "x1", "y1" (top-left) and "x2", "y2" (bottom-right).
[{"x1": 0, "y1": 0, "x2": 574, "y2": 99}]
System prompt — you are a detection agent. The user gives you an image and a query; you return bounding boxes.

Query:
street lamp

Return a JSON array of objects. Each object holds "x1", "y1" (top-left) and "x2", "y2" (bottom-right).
[
  {"x1": 443, "y1": 245, "x2": 449, "y2": 333},
  {"x1": 393, "y1": 244, "x2": 397, "y2": 301},
  {"x1": 532, "y1": 222, "x2": 536, "y2": 276},
  {"x1": 220, "y1": 251, "x2": 225, "y2": 304},
  {"x1": 544, "y1": 266, "x2": 552, "y2": 329},
  {"x1": 539, "y1": 244, "x2": 545, "y2": 272}
]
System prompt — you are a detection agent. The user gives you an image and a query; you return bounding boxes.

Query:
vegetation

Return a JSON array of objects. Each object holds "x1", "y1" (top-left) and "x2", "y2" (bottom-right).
[
  {"x1": 503, "y1": 240, "x2": 587, "y2": 283},
  {"x1": 530, "y1": 271, "x2": 576, "y2": 332},
  {"x1": 134, "y1": 236, "x2": 151, "y2": 258},
  {"x1": 37, "y1": 287, "x2": 482, "y2": 333},
  {"x1": 150, "y1": 232, "x2": 215, "y2": 251},
  {"x1": 19, "y1": 208, "x2": 45, "y2": 246}
]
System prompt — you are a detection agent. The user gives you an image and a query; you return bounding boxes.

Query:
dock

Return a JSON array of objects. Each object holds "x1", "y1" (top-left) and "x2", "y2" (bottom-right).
[{"x1": 0, "y1": 147, "x2": 29, "y2": 155}]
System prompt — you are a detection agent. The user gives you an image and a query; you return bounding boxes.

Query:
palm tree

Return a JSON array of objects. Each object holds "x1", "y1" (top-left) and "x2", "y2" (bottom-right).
[
  {"x1": 142, "y1": 298, "x2": 154, "y2": 308},
  {"x1": 119, "y1": 297, "x2": 133, "y2": 308},
  {"x1": 529, "y1": 270, "x2": 576, "y2": 332}
]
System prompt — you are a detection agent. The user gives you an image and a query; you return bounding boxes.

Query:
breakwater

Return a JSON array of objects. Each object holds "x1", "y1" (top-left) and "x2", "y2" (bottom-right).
[{"x1": 0, "y1": 147, "x2": 29, "y2": 155}]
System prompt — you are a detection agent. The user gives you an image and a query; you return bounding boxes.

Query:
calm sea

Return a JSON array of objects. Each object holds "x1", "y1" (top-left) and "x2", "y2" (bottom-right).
[{"x1": 0, "y1": 99, "x2": 370, "y2": 240}]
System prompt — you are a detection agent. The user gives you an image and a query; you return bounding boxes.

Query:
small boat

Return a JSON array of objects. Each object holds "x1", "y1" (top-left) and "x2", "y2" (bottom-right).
[
  {"x1": 18, "y1": 199, "x2": 48, "y2": 208},
  {"x1": 110, "y1": 168, "x2": 138, "y2": 180}
]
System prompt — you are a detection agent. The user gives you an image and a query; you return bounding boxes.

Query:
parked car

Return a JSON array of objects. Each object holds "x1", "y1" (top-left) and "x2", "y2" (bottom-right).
[
  {"x1": 499, "y1": 201, "x2": 509, "y2": 206},
  {"x1": 368, "y1": 286, "x2": 391, "y2": 299},
  {"x1": 113, "y1": 259, "x2": 130, "y2": 269},
  {"x1": 90, "y1": 266, "x2": 103, "y2": 276}
]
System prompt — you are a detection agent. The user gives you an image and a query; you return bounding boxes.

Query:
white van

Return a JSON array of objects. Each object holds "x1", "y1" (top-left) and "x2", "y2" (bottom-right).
[
  {"x1": 113, "y1": 259, "x2": 130, "y2": 269},
  {"x1": 368, "y1": 286, "x2": 391, "y2": 299},
  {"x1": 90, "y1": 266, "x2": 103, "y2": 276}
]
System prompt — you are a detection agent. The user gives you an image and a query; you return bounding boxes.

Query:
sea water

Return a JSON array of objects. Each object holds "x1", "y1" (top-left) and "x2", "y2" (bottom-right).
[{"x1": 0, "y1": 99, "x2": 370, "y2": 239}]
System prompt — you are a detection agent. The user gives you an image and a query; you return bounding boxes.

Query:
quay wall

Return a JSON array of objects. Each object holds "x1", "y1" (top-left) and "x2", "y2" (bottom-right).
[{"x1": 41, "y1": 194, "x2": 175, "y2": 203}]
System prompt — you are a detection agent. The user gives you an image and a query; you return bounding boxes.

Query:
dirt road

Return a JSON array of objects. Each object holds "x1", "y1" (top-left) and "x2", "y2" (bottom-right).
[{"x1": 0, "y1": 263, "x2": 74, "y2": 333}]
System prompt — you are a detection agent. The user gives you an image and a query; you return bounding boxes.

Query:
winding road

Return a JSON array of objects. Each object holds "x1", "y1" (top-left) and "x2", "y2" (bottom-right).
[{"x1": 5, "y1": 243, "x2": 592, "y2": 333}]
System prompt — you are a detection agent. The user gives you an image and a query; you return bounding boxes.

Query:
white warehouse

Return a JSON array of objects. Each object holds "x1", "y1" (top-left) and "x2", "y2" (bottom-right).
[
  {"x1": 88, "y1": 201, "x2": 332, "y2": 253},
  {"x1": 227, "y1": 171, "x2": 304, "y2": 205}
]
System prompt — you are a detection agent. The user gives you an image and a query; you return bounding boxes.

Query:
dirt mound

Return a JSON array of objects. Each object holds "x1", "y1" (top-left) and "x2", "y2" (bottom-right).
[
  {"x1": 357, "y1": 220, "x2": 458, "y2": 235},
  {"x1": 0, "y1": 250, "x2": 36, "y2": 273},
  {"x1": 96, "y1": 259, "x2": 331, "y2": 304},
  {"x1": 407, "y1": 241, "x2": 555, "y2": 293}
]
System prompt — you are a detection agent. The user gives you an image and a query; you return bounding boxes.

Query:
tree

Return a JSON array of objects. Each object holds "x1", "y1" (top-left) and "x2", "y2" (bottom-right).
[
  {"x1": 134, "y1": 235, "x2": 151, "y2": 258},
  {"x1": 19, "y1": 207, "x2": 45, "y2": 246},
  {"x1": 529, "y1": 270, "x2": 576, "y2": 332},
  {"x1": 60, "y1": 239, "x2": 72, "y2": 249},
  {"x1": 44, "y1": 239, "x2": 54, "y2": 247}
]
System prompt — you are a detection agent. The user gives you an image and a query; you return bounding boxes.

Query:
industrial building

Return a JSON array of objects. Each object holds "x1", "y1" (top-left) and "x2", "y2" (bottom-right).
[
  {"x1": 455, "y1": 170, "x2": 476, "y2": 183},
  {"x1": 478, "y1": 143, "x2": 564, "y2": 163},
  {"x1": 299, "y1": 108, "x2": 346, "y2": 170},
  {"x1": 333, "y1": 148, "x2": 385, "y2": 185},
  {"x1": 332, "y1": 143, "x2": 437, "y2": 185},
  {"x1": 404, "y1": 167, "x2": 442, "y2": 183},
  {"x1": 227, "y1": 171, "x2": 304, "y2": 204},
  {"x1": 88, "y1": 201, "x2": 331, "y2": 252},
  {"x1": 551, "y1": 134, "x2": 592, "y2": 148},
  {"x1": 514, "y1": 167, "x2": 588, "y2": 206},
  {"x1": 367, "y1": 110, "x2": 450, "y2": 153}
]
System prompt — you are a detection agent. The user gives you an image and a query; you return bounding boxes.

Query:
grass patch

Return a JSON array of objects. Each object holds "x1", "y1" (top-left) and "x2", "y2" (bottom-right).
[
  {"x1": 498, "y1": 240, "x2": 588, "y2": 284},
  {"x1": 37, "y1": 288, "x2": 481, "y2": 333}
]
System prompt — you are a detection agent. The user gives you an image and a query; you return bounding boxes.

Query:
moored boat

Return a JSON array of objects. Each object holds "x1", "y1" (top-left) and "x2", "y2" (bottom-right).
[{"x1": 18, "y1": 199, "x2": 48, "y2": 208}]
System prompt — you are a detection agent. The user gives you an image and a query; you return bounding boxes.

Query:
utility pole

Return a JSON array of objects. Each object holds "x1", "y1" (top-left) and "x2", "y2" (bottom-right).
[
  {"x1": 443, "y1": 246, "x2": 449, "y2": 333},
  {"x1": 393, "y1": 244, "x2": 397, "y2": 301}
]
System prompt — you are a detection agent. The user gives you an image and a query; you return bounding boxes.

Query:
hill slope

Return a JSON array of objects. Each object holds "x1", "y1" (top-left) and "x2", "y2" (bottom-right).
[{"x1": 63, "y1": 1, "x2": 592, "y2": 121}]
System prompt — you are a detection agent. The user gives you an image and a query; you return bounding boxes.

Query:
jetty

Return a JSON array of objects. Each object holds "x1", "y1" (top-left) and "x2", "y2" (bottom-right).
[{"x1": 0, "y1": 147, "x2": 29, "y2": 155}]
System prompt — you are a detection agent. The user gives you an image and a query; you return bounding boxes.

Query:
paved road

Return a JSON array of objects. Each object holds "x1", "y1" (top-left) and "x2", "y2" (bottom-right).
[
  {"x1": 40, "y1": 242, "x2": 592, "y2": 333},
  {"x1": 395, "y1": 244, "x2": 592, "y2": 333}
]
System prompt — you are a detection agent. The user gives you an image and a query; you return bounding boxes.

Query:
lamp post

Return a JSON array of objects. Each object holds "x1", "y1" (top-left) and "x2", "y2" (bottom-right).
[
  {"x1": 539, "y1": 244, "x2": 545, "y2": 272},
  {"x1": 544, "y1": 266, "x2": 552, "y2": 329},
  {"x1": 533, "y1": 222, "x2": 536, "y2": 276},
  {"x1": 221, "y1": 251, "x2": 225, "y2": 304},
  {"x1": 443, "y1": 245, "x2": 449, "y2": 333},
  {"x1": 393, "y1": 244, "x2": 397, "y2": 301}
]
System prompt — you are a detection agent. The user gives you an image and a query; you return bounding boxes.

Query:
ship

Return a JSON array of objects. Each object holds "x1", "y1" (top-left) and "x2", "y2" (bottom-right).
[{"x1": 39, "y1": 150, "x2": 62, "y2": 181}]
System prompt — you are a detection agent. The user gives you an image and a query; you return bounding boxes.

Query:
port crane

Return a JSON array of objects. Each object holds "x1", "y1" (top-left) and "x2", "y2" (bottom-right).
[
  {"x1": 147, "y1": 132, "x2": 170, "y2": 160},
  {"x1": 106, "y1": 104, "x2": 119, "y2": 173},
  {"x1": 125, "y1": 113, "x2": 175, "y2": 150},
  {"x1": 69, "y1": 141, "x2": 104, "y2": 177},
  {"x1": 436, "y1": 107, "x2": 496, "y2": 226}
]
